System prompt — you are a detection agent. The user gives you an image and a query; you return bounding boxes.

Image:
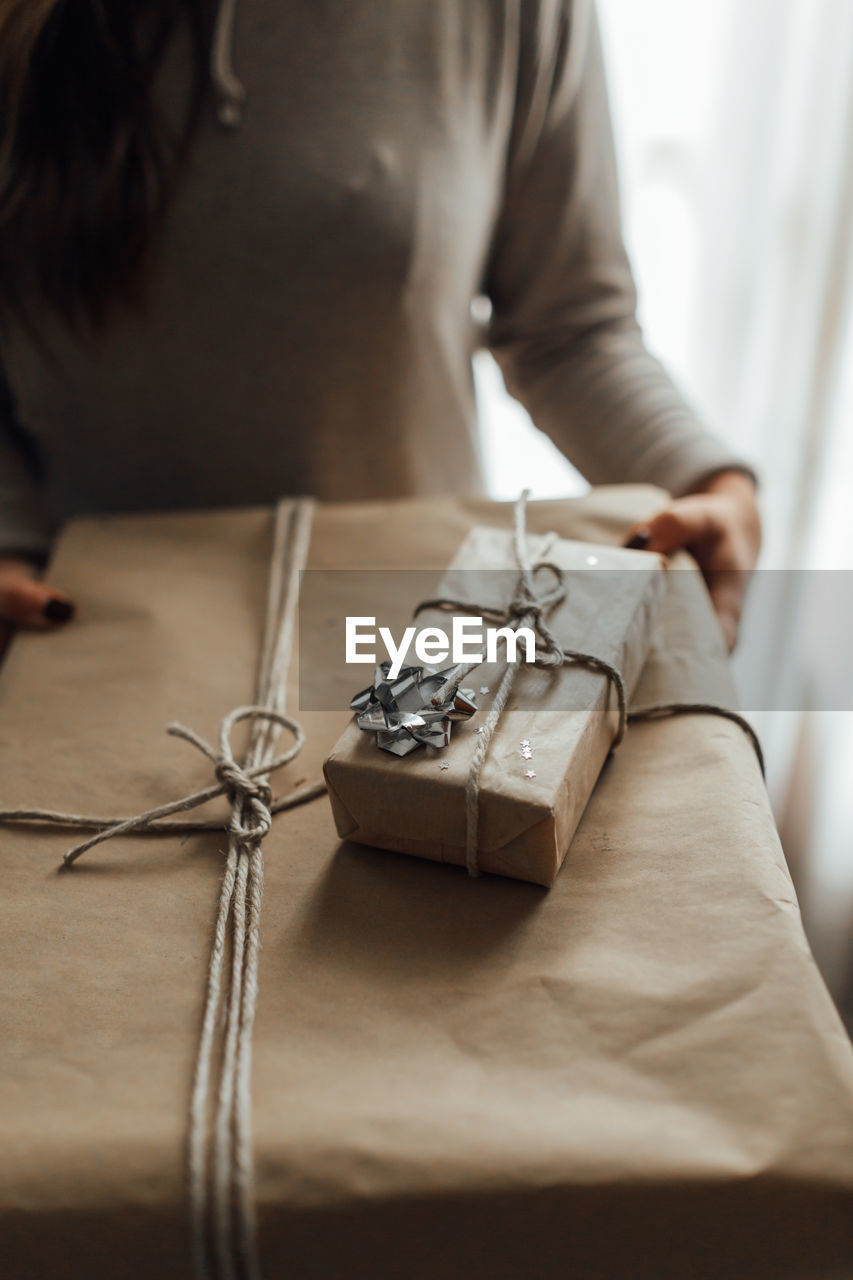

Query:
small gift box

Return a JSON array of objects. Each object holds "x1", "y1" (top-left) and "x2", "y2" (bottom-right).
[{"x1": 323, "y1": 514, "x2": 666, "y2": 886}]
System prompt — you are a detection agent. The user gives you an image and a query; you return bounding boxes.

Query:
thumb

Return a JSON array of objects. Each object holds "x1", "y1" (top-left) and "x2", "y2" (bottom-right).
[
  {"x1": 0, "y1": 567, "x2": 76, "y2": 628},
  {"x1": 705, "y1": 574, "x2": 742, "y2": 652},
  {"x1": 623, "y1": 498, "x2": 720, "y2": 555}
]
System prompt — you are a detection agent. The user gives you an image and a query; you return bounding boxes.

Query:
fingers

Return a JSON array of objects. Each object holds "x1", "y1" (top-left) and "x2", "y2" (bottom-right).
[
  {"x1": 0, "y1": 565, "x2": 76, "y2": 629},
  {"x1": 706, "y1": 573, "x2": 744, "y2": 652},
  {"x1": 623, "y1": 497, "x2": 723, "y2": 556},
  {"x1": 622, "y1": 495, "x2": 755, "y2": 652}
]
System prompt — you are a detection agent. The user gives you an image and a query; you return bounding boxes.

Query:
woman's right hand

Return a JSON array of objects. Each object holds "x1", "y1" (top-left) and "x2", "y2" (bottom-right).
[{"x1": 0, "y1": 556, "x2": 75, "y2": 657}]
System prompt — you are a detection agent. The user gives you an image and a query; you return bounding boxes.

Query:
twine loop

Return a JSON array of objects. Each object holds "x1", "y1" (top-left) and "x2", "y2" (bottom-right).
[
  {"x1": 506, "y1": 564, "x2": 568, "y2": 667},
  {"x1": 25, "y1": 704, "x2": 309, "y2": 870},
  {"x1": 163, "y1": 705, "x2": 305, "y2": 849}
]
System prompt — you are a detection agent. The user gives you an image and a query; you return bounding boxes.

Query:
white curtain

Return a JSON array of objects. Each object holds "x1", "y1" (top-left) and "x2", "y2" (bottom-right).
[
  {"x1": 685, "y1": 0, "x2": 853, "y2": 1016},
  {"x1": 477, "y1": 0, "x2": 853, "y2": 1016}
]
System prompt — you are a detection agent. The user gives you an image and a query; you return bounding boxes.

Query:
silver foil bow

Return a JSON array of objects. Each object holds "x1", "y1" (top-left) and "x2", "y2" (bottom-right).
[{"x1": 350, "y1": 662, "x2": 478, "y2": 755}]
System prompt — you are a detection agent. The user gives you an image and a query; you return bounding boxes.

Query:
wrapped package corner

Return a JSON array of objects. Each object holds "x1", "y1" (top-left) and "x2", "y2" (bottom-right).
[{"x1": 2, "y1": 487, "x2": 853, "y2": 1280}]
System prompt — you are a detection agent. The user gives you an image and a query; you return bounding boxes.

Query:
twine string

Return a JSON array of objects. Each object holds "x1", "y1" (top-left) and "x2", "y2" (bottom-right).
[
  {"x1": 415, "y1": 491, "x2": 628, "y2": 876},
  {"x1": 0, "y1": 498, "x2": 318, "y2": 1280}
]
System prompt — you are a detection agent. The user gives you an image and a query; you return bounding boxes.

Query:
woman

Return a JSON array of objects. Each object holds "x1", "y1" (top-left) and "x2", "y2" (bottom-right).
[{"x1": 0, "y1": 0, "x2": 759, "y2": 649}]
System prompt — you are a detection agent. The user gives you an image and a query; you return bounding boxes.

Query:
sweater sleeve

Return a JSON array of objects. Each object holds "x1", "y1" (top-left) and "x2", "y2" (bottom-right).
[
  {"x1": 0, "y1": 365, "x2": 51, "y2": 558},
  {"x1": 484, "y1": 0, "x2": 754, "y2": 497}
]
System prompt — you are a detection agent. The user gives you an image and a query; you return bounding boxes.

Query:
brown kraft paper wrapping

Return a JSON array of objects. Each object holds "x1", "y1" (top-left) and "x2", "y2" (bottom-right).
[
  {"x1": 324, "y1": 525, "x2": 666, "y2": 885},
  {"x1": 1, "y1": 487, "x2": 853, "y2": 1280}
]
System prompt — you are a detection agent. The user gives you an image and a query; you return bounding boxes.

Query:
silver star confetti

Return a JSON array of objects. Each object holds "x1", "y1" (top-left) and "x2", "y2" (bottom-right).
[
  {"x1": 478, "y1": 685, "x2": 491, "y2": 695},
  {"x1": 438, "y1": 761, "x2": 449, "y2": 771},
  {"x1": 350, "y1": 662, "x2": 477, "y2": 756},
  {"x1": 524, "y1": 769, "x2": 536, "y2": 779}
]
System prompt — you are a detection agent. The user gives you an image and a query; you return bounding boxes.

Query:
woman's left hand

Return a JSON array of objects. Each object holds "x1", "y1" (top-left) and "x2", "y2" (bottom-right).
[{"x1": 623, "y1": 469, "x2": 761, "y2": 651}]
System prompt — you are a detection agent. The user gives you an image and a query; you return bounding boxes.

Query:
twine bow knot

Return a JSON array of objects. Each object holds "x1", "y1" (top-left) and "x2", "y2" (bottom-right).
[
  {"x1": 504, "y1": 561, "x2": 568, "y2": 666},
  {"x1": 166, "y1": 706, "x2": 304, "y2": 852},
  {"x1": 46, "y1": 705, "x2": 308, "y2": 869},
  {"x1": 215, "y1": 758, "x2": 273, "y2": 829}
]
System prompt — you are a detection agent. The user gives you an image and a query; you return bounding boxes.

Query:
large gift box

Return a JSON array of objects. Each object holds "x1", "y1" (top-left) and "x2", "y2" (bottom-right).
[{"x1": 2, "y1": 488, "x2": 853, "y2": 1280}]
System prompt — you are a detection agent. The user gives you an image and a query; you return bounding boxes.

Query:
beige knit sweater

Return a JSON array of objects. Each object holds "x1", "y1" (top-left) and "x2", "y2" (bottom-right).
[{"x1": 0, "y1": 0, "x2": 747, "y2": 556}]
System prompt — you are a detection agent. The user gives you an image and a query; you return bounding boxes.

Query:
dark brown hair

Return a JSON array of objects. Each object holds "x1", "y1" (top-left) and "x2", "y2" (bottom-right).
[{"x1": 0, "y1": 0, "x2": 211, "y2": 330}]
